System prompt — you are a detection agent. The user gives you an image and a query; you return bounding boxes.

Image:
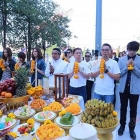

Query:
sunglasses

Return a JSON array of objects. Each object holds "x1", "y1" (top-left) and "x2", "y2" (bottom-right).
[{"x1": 85, "y1": 55, "x2": 90, "y2": 57}]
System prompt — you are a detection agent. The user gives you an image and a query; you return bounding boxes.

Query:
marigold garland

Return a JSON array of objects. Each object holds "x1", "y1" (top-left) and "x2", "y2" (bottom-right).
[
  {"x1": 14, "y1": 63, "x2": 20, "y2": 71},
  {"x1": 30, "y1": 60, "x2": 35, "y2": 73},
  {"x1": 73, "y1": 62, "x2": 79, "y2": 79},
  {"x1": 128, "y1": 64, "x2": 134, "y2": 70},
  {"x1": 100, "y1": 59, "x2": 105, "y2": 78},
  {"x1": 0, "y1": 59, "x2": 6, "y2": 71}
]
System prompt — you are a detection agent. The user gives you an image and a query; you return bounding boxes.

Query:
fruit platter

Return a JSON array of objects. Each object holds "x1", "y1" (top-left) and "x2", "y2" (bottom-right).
[
  {"x1": 36, "y1": 120, "x2": 65, "y2": 140},
  {"x1": 13, "y1": 119, "x2": 40, "y2": 136},
  {"x1": 80, "y1": 99, "x2": 119, "y2": 140},
  {"x1": 0, "y1": 79, "x2": 16, "y2": 98},
  {"x1": 54, "y1": 112, "x2": 79, "y2": 130},
  {"x1": 0, "y1": 115, "x2": 16, "y2": 131},
  {"x1": 14, "y1": 105, "x2": 36, "y2": 120},
  {"x1": 34, "y1": 111, "x2": 57, "y2": 123},
  {"x1": 61, "y1": 95, "x2": 79, "y2": 107}
]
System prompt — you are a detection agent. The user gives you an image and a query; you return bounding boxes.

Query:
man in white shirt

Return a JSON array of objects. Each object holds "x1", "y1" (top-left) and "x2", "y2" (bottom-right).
[
  {"x1": 67, "y1": 48, "x2": 91, "y2": 103},
  {"x1": 84, "y1": 52, "x2": 94, "y2": 100},
  {"x1": 45, "y1": 48, "x2": 68, "y2": 87},
  {"x1": 91, "y1": 43, "x2": 120, "y2": 103},
  {"x1": 65, "y1": 49, "x2": 75, "y2": 63}
]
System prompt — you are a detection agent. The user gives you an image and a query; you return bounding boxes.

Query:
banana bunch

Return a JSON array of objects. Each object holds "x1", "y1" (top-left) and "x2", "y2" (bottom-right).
[{"x1": 81, "y1": 99, "x2": 118, "y2": 128}]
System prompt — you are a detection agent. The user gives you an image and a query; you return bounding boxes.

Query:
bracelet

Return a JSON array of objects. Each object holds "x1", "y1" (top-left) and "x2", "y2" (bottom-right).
[{"x1": 105, "y1": 69, "x2": 109, "y2": 73}]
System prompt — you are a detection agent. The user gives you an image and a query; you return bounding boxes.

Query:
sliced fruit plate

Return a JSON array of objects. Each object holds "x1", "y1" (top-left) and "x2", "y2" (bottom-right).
[
  {"x1": 34, "y1": 111, "x2": 56, "y2": 123},
  {"x1": 12, "y1": 123, "x2": 40, "y2": 136}
]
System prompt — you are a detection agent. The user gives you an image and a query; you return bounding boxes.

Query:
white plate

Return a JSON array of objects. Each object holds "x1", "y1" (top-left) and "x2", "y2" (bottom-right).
[
  {"x1": 59, "y1": 136, "x2": 69, "y2": 140},
  {"x1": 13, "y1": 123, "x2": 40, "y2": 136},
  {"x1": 34, "y1": 111, "x2": 56, "y2": 122},
  {"x1": 14, "y1": 109, "x2": 35, "y2": 118},
  {"x1": 55, "y1": 116, "x2": 79, "y2": 127},
  {"x1": 0, "y1": 116, "x2": 16, "y2": 131},
  {"x1": 36, "y1": 128, "x2": 65, "y2": 140}
]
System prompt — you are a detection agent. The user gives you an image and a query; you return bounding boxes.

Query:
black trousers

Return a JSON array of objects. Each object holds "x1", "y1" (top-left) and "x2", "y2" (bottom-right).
[
  {"x1": 86, "y1": 80, "x2": 94, "y2": 101},
  {"x1": 120, "y1": 84, "x2": 139, "y2": 130}
]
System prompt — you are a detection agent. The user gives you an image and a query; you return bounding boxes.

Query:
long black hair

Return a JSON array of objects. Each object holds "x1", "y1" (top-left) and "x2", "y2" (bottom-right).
[
  {"x1": 2, "y1": 48, "x2": 12, "y2": 61},
  {"x1": 32, "y1": 47, "x2": 43, "y2": 60}
]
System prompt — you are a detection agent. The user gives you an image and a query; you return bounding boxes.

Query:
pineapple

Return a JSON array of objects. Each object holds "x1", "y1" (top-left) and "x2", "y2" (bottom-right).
[{"x1": 14, "y1": 68, "x2": 29, "y2": 97}]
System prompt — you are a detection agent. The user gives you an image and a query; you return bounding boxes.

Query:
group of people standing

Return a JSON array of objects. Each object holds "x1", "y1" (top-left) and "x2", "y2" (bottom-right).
[
  {"x1": 84, "y1": 41, "x2": 140, "y2": 140},
  {"x1": 0, "y1": 47, "x2": 46, "y2": 87},
  {"x1": 0, "y1": 41, "x2": 140, "y2": 140}
]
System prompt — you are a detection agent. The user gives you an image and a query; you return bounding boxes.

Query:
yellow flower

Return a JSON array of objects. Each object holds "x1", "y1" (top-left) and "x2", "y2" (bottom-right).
[
  {"x1": 27, "y1": 118, "x2": 34, "y2": 126},
  {"x1": 0, "y1": 110, "x2": 2, "y2": 117},
  {"x1": 0, "y1": 59, "x2": 6, "y2": 71},
  {"x1": 8, "y1": 132, "x2": 17, "y2": 138},
  {"x1": 44, "y1": 120, "x2": 52, "y2": 125},
  {"x1": 27, "y1": 89, "x2": 34, "y2": 95},
  {"x1": 59, "y1": 109, "x2": 66, "y2": 117},
  {"x1": 100, "y1": 59, "x2": 105, "y2": 78},
  {"x1": 73, "y1": 62, "x2": 79, "y2": 79},
  {"x1": 30, "y1": 60, "x2": 35, "y2": 73},
  {"x1": 43, "y1": 106, "x2": 49, "y2": 111},
  {"x1": 32, "y1": 138, "x2": 37, "y2": 140},
  {"x1": 112, "y1": 111, "x2": 118, "y2": 117},
  {"x1": 15, "y1": 63, "x2": 20, "y2": 70},
  {"x1": 8, "y1": 113, "x2": 15, "y2": 119}
]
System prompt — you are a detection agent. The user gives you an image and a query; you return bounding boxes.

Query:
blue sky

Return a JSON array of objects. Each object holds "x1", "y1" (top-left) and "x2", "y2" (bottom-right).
[{"x1": 55, "y1": 0, "x2": 140, "y2": 51}]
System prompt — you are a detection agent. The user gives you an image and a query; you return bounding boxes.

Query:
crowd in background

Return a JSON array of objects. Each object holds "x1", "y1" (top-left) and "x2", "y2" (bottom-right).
[{"x1": 0, "y1": 41, "x2": 140, "y2": 140}]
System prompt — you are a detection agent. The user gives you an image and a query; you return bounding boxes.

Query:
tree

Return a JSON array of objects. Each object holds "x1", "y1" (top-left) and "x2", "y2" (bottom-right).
[
  {"x1": 0, "y1": 0, "x2": 71, "y2": 61},
  {"x1": 0, "y1": 0, "x2": 15, "y2": 49}
]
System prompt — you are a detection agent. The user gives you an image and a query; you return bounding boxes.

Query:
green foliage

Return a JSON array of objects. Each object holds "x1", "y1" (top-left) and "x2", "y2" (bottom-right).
[{"x1": 0, "y1": 0, "x2": 71, "y2": 60}]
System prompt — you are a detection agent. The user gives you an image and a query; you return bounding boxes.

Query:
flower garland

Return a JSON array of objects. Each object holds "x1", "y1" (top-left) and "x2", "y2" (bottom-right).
[
  {"x1": 0, "y1": 59, "x2": 6, "y2": 71},
  {"x1": 30, "y1": 60, "x2": 35, "y2": 73},
  {"x1": 100, "y1": 59, "x2": 105, "y2": 78},
  {"x1": 73, "y1": 62, "x2": 79, "y2": 79},
  {"x1": 128, "y1": 64, "x2": 134, "y2": 70},
  {"x1": 14, "y1": 63, "x2": 20, "y2": 71}
]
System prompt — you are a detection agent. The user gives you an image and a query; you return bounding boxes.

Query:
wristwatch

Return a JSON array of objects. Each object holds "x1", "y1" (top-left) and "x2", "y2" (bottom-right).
[{"x1": 105, "y1": 69, "x2": 109, "y2": 73}]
